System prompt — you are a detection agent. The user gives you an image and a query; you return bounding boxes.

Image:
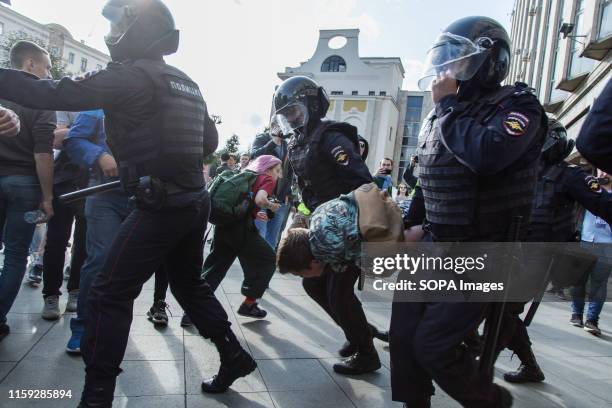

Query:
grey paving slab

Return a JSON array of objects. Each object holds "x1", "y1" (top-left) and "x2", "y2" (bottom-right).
[
  {"x1": 123, "y1": 334, "x2": 184, "y2": 361},
  {"x1": 256, "y1": 359, "x2": 340, "y2": 392},
  {"x1": 0, "y1": 362, "x2": 16, "y2": 381},
  {"x1": 0, "y1": 358, "x2": 83, "y2": 397},
  {"x1": 269, "y1": 388, "x2": 354, "y2": 408},
  {"x1": 342, "y1": 387, "x2": 405, "y2": 408},
  {"x1": 4, "y1": 314, "x2": 54, "y2": 335},
  {"x1": 113, "y1": 395, "x2": 185, "y2": 408},
  {"x1": 186, "y1": 391, "x2": 275, "y2": 408},
  {"x1": 0, "y1": 333, "x2": 43, "y2": 362},
  {"x1": 239, "y1": 318, "x2": 340, "y2": 360},
  {"x1": 115, "y1": 360, "x2": 185, "y2": 397}
]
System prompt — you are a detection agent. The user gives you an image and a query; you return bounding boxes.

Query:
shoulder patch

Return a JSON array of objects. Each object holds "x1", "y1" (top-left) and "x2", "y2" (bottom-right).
[
  {"x1": 585, "y1": 175, "x2": 602, "y2": 193},
  {"x1": 331, "y1": 145, "x2": 349, "y2": 166},
  {"x1": 502, "y1": 111, "x2": 530, "y2": 137}
]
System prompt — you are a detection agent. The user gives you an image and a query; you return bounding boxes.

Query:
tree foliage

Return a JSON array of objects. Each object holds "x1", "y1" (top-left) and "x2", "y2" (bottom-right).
[
  {"x1": 0, "y1": 31, "x2": 68, "y2": 79},
  {"x1": 224, "y1": 134, "x2": 240, "y2": 155}
]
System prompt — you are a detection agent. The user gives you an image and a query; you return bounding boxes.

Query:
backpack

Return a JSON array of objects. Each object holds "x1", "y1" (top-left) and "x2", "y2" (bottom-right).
[{"x1": 208, "y1": 169, "x2": 259, "y2": 226}]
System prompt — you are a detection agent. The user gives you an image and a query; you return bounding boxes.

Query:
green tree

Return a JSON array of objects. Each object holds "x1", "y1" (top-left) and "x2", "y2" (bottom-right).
[
  {"x1": 0, "y1": 31, "x2": 68, "y2": 79},
  {"x1": 224, "y1": 134, "x2": 240, "y2": 155}
]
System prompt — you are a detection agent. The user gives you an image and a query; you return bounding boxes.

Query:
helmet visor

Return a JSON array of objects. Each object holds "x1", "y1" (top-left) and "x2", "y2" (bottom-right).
[
  {"x1": 418, "y1": 33, "x2": 491, "y2": 91},
  {"x1": 274, "y1": 103, "x2": 309, "y2": 135},
  {"x1": 102, "y1": 3, "x2": 137, "y2": 45}
]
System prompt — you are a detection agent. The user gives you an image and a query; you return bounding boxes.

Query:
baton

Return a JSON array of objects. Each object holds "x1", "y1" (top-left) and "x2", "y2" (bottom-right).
[
  {"x1": 479, "y1": 215, "x2": 522, "y2": 380},
  {"x1": 524, "y1": 255, "x2": 555, "y2": 327},
  {"x1": 58, "y1": 181, "x2": 122, "y2": 203}
]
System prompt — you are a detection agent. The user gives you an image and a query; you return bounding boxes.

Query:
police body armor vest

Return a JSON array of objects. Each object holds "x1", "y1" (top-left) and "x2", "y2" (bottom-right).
[
  {"x1": 106, "y1": 59, "x2": 207, "y2": 192},
  {"x1": 418, "y1": 83, "x2": 543, "y2": 242},
  {"x1": 528, "y1": 163, "x2": 579, "y2": 242},
  {"x1": 289, "y1": 120, "x2": 361, "y2": 211}
]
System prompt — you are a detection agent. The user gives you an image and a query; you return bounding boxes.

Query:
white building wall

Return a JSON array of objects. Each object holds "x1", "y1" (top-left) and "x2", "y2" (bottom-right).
[
  {"x1": 508, "y1": 0, "x2": 612, "y2": 157},
  {"x1": 278, "y1": 28, "x2": 405, "y2": 174},
  {"x1": 0, "y1": 5, "x2": 109, "y2": 75}
]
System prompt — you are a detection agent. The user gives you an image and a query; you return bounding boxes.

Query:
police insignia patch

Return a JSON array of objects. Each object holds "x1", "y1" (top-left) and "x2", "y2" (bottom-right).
[
  {"x1": 502, "y1": 111, "x2": 530, "y2": 137},
  {"x1": 331, "y1": 146, "x2": 349, "y2": 166},
  {"x1": 586, "y1": 175, "x2": 602, "y2": 193}
]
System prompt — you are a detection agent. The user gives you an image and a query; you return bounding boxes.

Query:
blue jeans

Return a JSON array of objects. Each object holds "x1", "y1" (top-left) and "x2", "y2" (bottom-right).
[
  {"x1": 254, "y1": 202, "x2": 290, "y2": 249},
  {"x1": 74, "y1": 189, "x2": 130, "y2": 327},
  {"x1": 0, "y1": 175, "x2": 41, "y2": 323},
  {"x1": 571, "y1": 242, "x2": 612, "y2": 323}
]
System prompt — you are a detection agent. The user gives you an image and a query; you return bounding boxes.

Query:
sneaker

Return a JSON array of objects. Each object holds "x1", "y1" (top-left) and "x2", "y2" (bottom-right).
[
  {"x1": 27, "y1": 264, "x2": 43, "y2": 286},
  {"x1": 237, "y1": 302, "x2": 267, "y2": 318},
  {"x1": 570, "y1": 314, "x2": 583, "y2": 327},
  {"x1": 66, "y1": 318, "x2": 83, "y2": 354},
  {"x1": 146, "y1": 300, "x2": 169, "y2": 326},
  {"x1": 180, "y1": 314, "x2": 193, "y2": 327},
  {"x1": 0, "y1": 323, "x2": 9, "y2": 342},
  {"x1": 63, "y1": 265, "x2": 71, "y2": 281},
  {"x1": 584, "y1": 320, "x2": 602, "y2": 336},
  {"x1": 41, "y1": 295, "x2": 61, "y2": 320},
  {"x1": 65, "y1": 289, "x2": 79, "y2": 313}
]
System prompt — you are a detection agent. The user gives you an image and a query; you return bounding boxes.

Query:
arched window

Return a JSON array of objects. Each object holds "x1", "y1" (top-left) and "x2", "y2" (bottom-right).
[{"x1": 321, "y1": 55, "x2": 347, "y2": 72}]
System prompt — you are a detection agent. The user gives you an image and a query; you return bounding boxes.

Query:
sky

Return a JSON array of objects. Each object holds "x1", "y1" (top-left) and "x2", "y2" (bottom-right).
[{"x1": 8, "y1": 0, "x2": 514, "y2": 149}]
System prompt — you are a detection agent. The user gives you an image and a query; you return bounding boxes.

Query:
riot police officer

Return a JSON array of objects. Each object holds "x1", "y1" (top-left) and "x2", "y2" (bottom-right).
[
  {"x1": 390, "y1": 16, "x2": 547, "y2": 407},
  {"x1": 0, "y1": 1, "x2": 255, "y2": 406},
  {"x1": 501, "y1": 118, "x2": 612, "y2": 384},
  {"x1": 273, "y1": 76, "x2": 387, "y2": 375},
  {"x1": 576, "y1": 77, "x2": 612, "y2": 174}
]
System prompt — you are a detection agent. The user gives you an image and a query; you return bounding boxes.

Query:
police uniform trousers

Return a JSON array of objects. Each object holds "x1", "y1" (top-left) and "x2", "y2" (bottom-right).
[
  {"x1": 390, "y1": 301, "x2": 504, "y2": 407},
  {"x1": 81, "y1": 189, "x2": 231, "y2": 380},
  {"x1": 202, "y1": 218, "x2": 276, "y2": 299},
  {"x1": 499, "y1": 302, "x2": 531, "y2": 355},
  {"x1": 302, "y1": 263, "x2": 372, "y2": 348}
]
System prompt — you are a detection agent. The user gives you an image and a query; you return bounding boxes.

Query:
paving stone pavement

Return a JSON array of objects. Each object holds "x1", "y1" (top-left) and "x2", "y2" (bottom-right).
[{"x1": 0, "y1": 260, "x2": 611, "y2": 407}]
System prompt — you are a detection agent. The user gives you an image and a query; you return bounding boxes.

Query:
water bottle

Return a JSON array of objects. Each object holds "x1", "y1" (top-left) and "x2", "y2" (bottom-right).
[{"x1": 24, "y1": 210, "x2": 46, "y2": 224}]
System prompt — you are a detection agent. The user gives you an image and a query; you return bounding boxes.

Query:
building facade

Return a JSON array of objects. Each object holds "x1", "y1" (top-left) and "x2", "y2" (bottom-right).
[
  {"x1": 278, "y1": 29, "x2": 428, "y2": 180},
  {"x1": 508, "y1": 0, "x2": 611, "y2": 150},
  {"x1": 0, "y1": 4, "x2": 109, "y2": 75},
  {"x1": 394, "y1": 90, "x2": 433, "y2": 185}
]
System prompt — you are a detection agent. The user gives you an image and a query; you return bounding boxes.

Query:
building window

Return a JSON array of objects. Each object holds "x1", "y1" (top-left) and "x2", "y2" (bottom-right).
[
  {"x1": 68, "y1": 52, "x2": 75, "y2": 64},
  {"x1": 599, "y1": 0, "x2": 612, "y2": 39},
  {"x1": 80, "y1": 57, "x2": 88, "y2": 72},
  {"x1": 351, "y1": 90, "x2": 358, "y2": 95},
  {"x1": 368, "y1": 91, "x2": 375, "y2": 96},
  {"x1": 321, "y1": 55, "x2": 346, "y2": 72},
  {"x1": 0, "y1": 22, "x2": 4, "y2": 36},
  {"x1": 330, "y1": 91, "x2": 343, "y2": 95},
  {"x1": 380, "y1": 91, "x2": 387, "y2": 96},
  {"x1": 548, "y1": 0, "x2": 569, "y2": 103},
  {"x1": 567, "y1": 0, "x2": 594, "y2": 78},
  {"x1": 50, "y1": 46, "x2": 59, "y2": 56},
  {"x1": 536, "y1": 0, "x2": 553, "y2": 97},
  {"x1": 399, "y1": 96, "x2": 424, "y2": 182}
]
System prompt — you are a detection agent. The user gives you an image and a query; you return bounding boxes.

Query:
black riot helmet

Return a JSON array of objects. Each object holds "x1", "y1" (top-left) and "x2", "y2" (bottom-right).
[
  {"x1": 542, "y1": 118, "x2": 574, "y2": 164},
  {"x1": 102, "y1": 0, "x2": 179, "y2": 62},
  {"x1": 272, "y1": 76, "x2": 330, "y2": 135},
  {"x1": 418, "y1": 16, "x2": 511, "y2": 91}
]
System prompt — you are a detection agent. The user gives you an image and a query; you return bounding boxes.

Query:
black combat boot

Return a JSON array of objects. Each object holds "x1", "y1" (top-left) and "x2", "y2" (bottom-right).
[
  {"x1": 201, "y1": 330, "x2": 257, "y2": 393},
  {"x1": 503, "y1": 347, "x2": 545, "y2": 383},
  {"x1": 333, "y1": 342, "x2": 381, "y2": 375},
  {"x1": 368, "y1": 323, "x2": 389, "y2": 343},
  {"x1": 496, "y1": 385, "x2": 513, "y2": 408},
  {"x1": 78, "y1": 376, "x2": 116, "y2": 408}
]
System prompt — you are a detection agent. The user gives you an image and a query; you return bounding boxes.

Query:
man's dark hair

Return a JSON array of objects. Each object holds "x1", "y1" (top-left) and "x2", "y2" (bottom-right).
[
  {"x1": 241, "y1": 153, "x2": 250, "y2": 158},
  {"x1": 220, "y1": 152, "x2": 230, "y2": 162},
  {"x1": 277, "y1": 228, "x2": 314, "y2": 274},
  {"x1": 10, "y1": 40, "x2": 48, "y2": 69}
]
